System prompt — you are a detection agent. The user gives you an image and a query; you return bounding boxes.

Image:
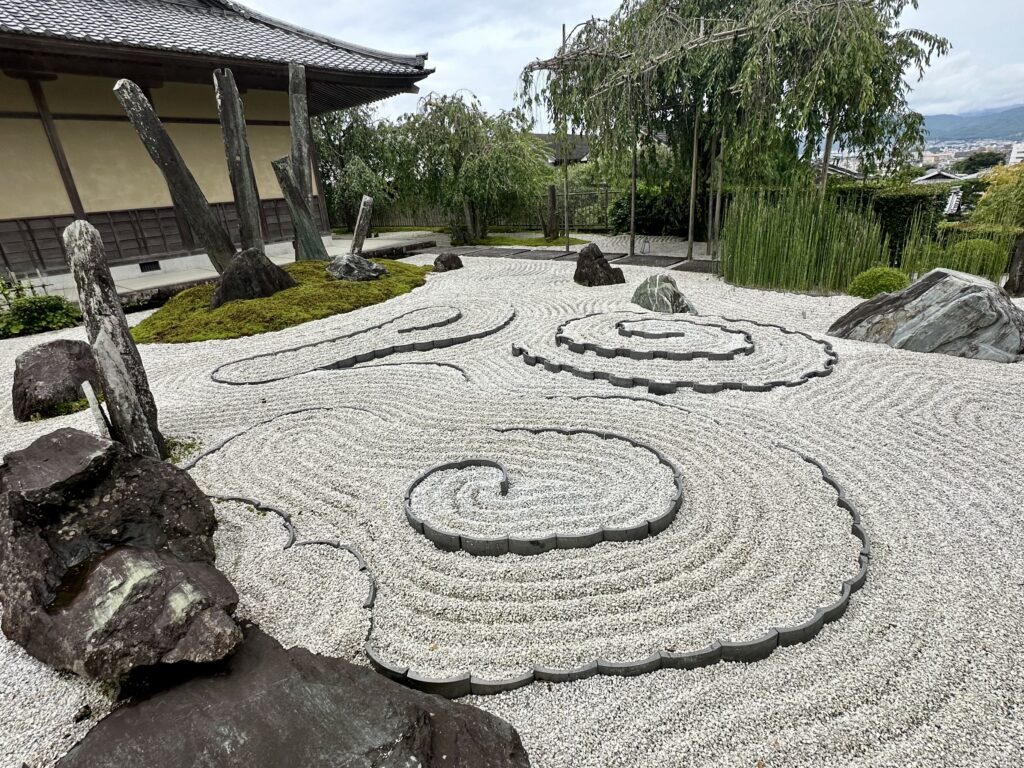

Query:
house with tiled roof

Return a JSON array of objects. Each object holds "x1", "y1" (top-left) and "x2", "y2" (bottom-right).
[{"x1": 0, "y1": 0, "x2": 431, "y2": 278}]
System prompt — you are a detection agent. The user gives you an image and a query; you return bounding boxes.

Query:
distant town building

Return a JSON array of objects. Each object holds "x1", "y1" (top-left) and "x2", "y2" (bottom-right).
[{"x1": 1009, "y1": 142, "x2": 1024, "y2": 167}]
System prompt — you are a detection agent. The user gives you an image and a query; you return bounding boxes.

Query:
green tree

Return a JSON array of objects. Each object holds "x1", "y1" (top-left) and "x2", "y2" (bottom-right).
[
  {"x1": 313, "y1": 107, "x2": 394, "y2": 230},
  {"x1": 967, "y1": 163, "x2": 1024, "y2": 294},
  {"x1": 392, "y1": 94, "x2": 551, "y2": 243},
  {"x1": 950, "y1": 150, "x2": 1007, "y2": 175}
]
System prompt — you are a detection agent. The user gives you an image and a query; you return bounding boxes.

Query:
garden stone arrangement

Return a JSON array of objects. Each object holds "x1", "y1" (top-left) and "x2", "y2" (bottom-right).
[
  {"x1": 11, "y1": 340, "x2": 99, "y2": 422},
  {"x1": 1, "y1": 256, "x2": 1023, "y2": 766}
]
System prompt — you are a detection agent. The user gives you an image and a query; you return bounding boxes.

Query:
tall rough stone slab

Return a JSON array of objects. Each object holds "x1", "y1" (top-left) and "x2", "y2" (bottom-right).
[
  {"x1": 0, "y1": 428, "x2": 241, "y2": 681},
  {"x1": 210, "y1": 248, "x2": 297, "y2": 309},
  {"x1": 63, "y1": 221, "x2": 164, "y2": 458},
  {"x1": 828, "y1": 268, "x2": 1024, "y2": 363},
  {"x1": 214, "y1": 68, "x2": 264, "y2": 252},
  {"x1": 631, "y1": 274, "x2": 697, "y2": 314},
  {"x1": 12, "y1": 339, "x2": 100, "y2": 422},
  {"x1": 57, "y1": 627, "x2": 530, "y2": 768},
  {"x1": 273, "y1": 156, "x2": 330, "y2": 262},
  {"x1": 350, "y1": 194, "x2": 374, "y2": 255},
  {"x1": 114, "y1": 79, "x2": 236, "y2": 273},
  {"x1": 574, "y1": 243, "x2": 625, "y2": 287}
]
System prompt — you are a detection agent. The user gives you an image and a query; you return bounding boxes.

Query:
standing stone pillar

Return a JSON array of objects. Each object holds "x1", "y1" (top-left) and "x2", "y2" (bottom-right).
[
  {"x1": 350, "y1": 196, "x2": 373, "y2": 256},
  {"x1": 114, "y1": 79, "x2": 236, "y2": 274},
  {"x1": 272, "y1": 157, "x2": 330, "y2": 262},
  {"x1": 214, "y1": 68, "x2": 264, "y2": 252},
  {"x1": 63, "y1": 221, "x2": 164, "y2": 459},
  {"x1": 288, "y1": 64, "x2": 316, "y2": 226}
]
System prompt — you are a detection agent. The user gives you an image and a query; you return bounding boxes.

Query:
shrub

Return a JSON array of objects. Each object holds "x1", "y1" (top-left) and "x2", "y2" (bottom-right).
[
  {"x1": 847, "y1": 267, "x2": 910, "y2": 299},
  {"x1": 608, "y1": 185, "x2": 685, "y2": 236},
  {"x1": 830, "y1": 181, "x2": 951, "y2": 256},
  {"x1": 721, "y1": 189, "x2": 889, "y2": 294},
  {"x1": 0, "y1": 295, "x2": 81, "y2": 339},
  {"x1": 946, "y1": 239, "x2": 1009, "y2": 278}
]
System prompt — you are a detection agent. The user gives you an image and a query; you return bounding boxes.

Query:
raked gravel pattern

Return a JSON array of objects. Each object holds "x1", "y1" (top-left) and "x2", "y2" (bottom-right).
[{"x1": 0, "y1": 259, "x2": 1022, "y2": 766}]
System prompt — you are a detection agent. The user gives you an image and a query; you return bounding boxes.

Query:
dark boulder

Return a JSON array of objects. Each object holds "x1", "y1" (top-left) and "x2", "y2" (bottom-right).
[
  {"x1": 327, "y1": 253, "x2": 387, "y2": 281},
  {"x1": 210, "y1": 248, "x2": 297, "y2": 309},
  {"x1": 0, "y1": 428, "x2": 241, "y2": 680},
  {"x1": 58, "y1": 627, "x2": 531, "y2": 768},
  {"x1": 574, "y1": 243, "x2": 625, "y2": 287},
  {"x1": 829, "y1": 268, "x2": 1024, "y2": 363},
  {"x1": 12, "y1": 340, "x2": 100, "y2": 422},
  {"x1": 433, "y1": 252, "x2": 464, "y2": 273}
]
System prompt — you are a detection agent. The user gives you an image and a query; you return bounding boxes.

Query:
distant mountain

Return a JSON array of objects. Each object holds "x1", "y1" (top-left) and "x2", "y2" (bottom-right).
[{"x1": 924, "y1": 105, "x2": 1024, "y2": 143}]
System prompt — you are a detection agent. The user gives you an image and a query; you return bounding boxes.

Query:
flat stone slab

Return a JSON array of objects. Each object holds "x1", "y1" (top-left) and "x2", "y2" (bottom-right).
[{"x1": 673, "y1": 259, "x2": 720, "y2": 274}]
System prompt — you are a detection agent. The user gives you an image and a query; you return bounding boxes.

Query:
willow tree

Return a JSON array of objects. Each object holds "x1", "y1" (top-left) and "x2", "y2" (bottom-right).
[
  {"x1": 525, "y1": 0, "x2": 948, "y2": 249},
  {"x1": 391, "y1": 93, "x2": 551, "y2": 243}
]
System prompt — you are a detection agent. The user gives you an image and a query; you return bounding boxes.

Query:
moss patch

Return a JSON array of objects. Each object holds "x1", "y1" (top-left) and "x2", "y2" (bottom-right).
[
  {"x1": 132, "y1": 260, "x2": 431, "y2": 344},
  {"x1": 28, "y1": 396, "x2": 91, "y2": 422},
  {"x1": 164, "y1": 436, "x2": 201, "y2": 464}
]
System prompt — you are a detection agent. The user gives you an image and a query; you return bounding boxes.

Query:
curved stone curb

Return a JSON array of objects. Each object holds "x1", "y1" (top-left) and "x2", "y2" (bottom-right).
[
  {"x1": 515, "y1": 314, "x2": 839, "y2": 394},
  {"x1": 210, "y1": 305, "x2": 515, "y2": 386},
  {"x1": 208, "y1": 494, "x2": 298, "y2": 550},
  {"x1": 367, "y1": 449, "x2": 869, "y2": 698},
  {"x1": 294, "y1": 539, "x2": 377, "y2": 610},
  {"x1": 553, "y1": 312, "x2": 754, "y2": 362},
  {"x1": 402, "y1": 427, "x2": 685, "y2": 557}
]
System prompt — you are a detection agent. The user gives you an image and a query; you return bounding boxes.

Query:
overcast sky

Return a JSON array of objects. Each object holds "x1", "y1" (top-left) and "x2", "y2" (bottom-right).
[{"x1": 243, "y1": 0, "x2": 1023, "y2": 120}]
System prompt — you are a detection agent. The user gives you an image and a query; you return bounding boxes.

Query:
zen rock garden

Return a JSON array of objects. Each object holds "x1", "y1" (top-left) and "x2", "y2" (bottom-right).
[{"x1": 1, "y1": 15, "x2": 1023, "y2": 768}]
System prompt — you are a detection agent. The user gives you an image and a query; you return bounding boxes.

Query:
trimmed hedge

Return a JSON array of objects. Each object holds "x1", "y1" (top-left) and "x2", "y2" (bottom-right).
[
  {"x1": 847, "y1": 267, "x2": 910, "y2": 299},
  {"x1": 830, "y1": 181, "x2": 952, "y2": 258}
]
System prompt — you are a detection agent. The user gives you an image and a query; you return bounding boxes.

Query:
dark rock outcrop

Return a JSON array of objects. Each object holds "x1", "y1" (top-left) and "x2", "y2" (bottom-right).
[
  {"x1": 12, "y1": 340, "x2": 100, "y2": 422},
  {"x1": 0, "y1": 428, "x2": 241, "y2": 680},
  {"x1": 433, "y1": 252, "x2": 464, "y2": 273},
  {"x1": 327, "y1": 253, "x2": 387, "y2": 281},
  {"x1": 574, "y1": 243, "x2": 625, "y2": 287},
  {"x1": 57, "y1": 627, "x2": 531, "y2": 768},
  {"x1": 631, "y1": 274, "x2": 696, "y2": 314},
  {"x1": 829, "y1": 268, "x2": 1024, "y2": 363},
  {"x1": 210, "y1": 248, "x2": 297, "y2": 309}
]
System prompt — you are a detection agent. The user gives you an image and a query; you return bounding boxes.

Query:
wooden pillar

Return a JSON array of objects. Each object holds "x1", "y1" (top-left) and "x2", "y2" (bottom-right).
[
  {"x1": 27, "y1": 78, "x2": 86, "y2": 220},
  {"x1": 213, "y1": 68, "x2": 264, "y2": 252}
]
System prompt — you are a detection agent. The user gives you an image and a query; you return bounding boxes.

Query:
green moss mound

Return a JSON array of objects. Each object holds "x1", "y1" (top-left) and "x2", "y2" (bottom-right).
[
  {"x1": 132, "y1": 260, "x2": 431, "y2": 344},
  {"x1": 847, "y1": 267, "x2": 910, "y2": 299}
]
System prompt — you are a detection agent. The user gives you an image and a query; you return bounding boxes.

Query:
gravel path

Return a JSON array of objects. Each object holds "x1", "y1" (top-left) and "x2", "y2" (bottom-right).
[{"x1": 1, "y1": 260, "x2": 1022, "y2": 766}]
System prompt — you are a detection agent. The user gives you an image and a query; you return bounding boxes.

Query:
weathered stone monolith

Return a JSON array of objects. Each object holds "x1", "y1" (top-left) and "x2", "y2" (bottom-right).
[
  {"x1": 272, "y1": 156, "x2": 330, "y2": 262},
  {"x1": 214, "y1": 68, "x2": 264, "y2": 252},
  {"x1": 288, "y1": 63, "x2": 315, "y2": 222},
  {"x1": 114, "y1": 79, "x2": 236, "y2": 273},
  {"x1": 63, "y1": 221, "x2": 164, "y2": 458},
  {"x1": 350, "y1": 195, "x2": 374, "y2": 256}
]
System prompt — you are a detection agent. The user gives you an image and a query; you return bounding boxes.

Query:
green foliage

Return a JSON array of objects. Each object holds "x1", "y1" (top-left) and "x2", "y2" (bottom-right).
[
  {"x1": 969, "y1": 164, "x2": 1024, "y2": 228},
  {"x1": 721, "y1": 189, "x2": 889, "y2": 294},
  {"x1": 389, "y1": 94, "x2": 552, "y2": 243},
  {"x1": 847, "y1": 267, "x2": 910, "y2": 298},
  {"x1": 901, "y1": 218, "x2": 1014, "y2": 284},
  {"x1": 132, "y1": 260, "x2": 430, "y2": 344},
  {"x1": 165, "y1": 436, "x2": 201, "y2": 464},
  {"x1": 830, "y1": 181, "x2": 951, "y2": 255},
  {"x1": 0, "y1": 294, "x2": 81, "y2": 339},
  {"x1": 608, "y1": 185, "x2": 685, "y2": 236},
  {"x1": 950, "y1": 150, "x2": 1006, "y2": 175},
  {"x1": 27, "y1": 396, "x2": 92, "y2": 422}
]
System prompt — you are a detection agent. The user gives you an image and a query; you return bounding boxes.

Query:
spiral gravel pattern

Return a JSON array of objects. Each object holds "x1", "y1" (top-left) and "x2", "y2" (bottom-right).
[{"x1": 0, "y1": 258, "x2": 1022, "y2": 767}]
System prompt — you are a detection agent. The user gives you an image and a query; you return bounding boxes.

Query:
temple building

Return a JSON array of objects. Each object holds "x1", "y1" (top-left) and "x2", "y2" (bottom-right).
[{"x1": 0, "y1": 0, "x2": 430, "y2": 279}]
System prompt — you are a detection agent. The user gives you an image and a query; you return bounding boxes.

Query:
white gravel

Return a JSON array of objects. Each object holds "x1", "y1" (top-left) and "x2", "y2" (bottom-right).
[{"x1": 1, "y1": 258, "x2": 1022, "y2": 766}]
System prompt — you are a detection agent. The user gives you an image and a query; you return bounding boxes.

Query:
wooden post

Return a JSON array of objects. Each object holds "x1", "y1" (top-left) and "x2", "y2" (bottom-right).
[
  {"x1": 544, "y1": 185, "x2": 558, "y2": 240},
  {"x1": 630, "y1": 132, "x2": 638, "y2": 259},
  {"x1": 272, "y1": 157, "x2": 330, "y2": 261},
  {"x1": 687, "y1": 103, "x2": 700, "y2": 261},
  {"x1": 289, "y1": 64, "x2": 315, "y2": 221},
  {"x1": 28, "y1": 79, "x2": 86, "y2": 220},
  {"x1": 214, "y1": 68, "x2": 264, "y2": 252},
  {"x1": 350, "y1": 196, "x2": 374, "y2": 255},
  {"x1": 63, "y1": 221, "x2": 164, "y2": 459},
  {"x1": 114, "y1": 79, "x2": 236, "y2": 274}
]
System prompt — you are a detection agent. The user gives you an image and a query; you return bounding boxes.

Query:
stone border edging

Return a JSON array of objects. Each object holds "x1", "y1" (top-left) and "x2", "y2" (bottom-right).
[
  {"x1": 515, "y1": 314, "x2": 838, "y2": 394},
  {"x1": 402, "y1": 427, "x2": 685, "y2": 557},
  {"x1": 553, "y1": 313, "x2": 755, "y2": 362},
  {"x1": 210, "y1": 305, "x2": 515, "y2": 386},
  {"x1": 366, "y1": 449, "x2": 869, "y2": 698}
]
